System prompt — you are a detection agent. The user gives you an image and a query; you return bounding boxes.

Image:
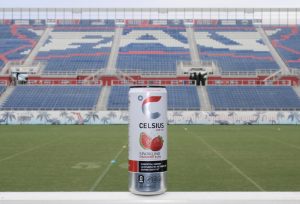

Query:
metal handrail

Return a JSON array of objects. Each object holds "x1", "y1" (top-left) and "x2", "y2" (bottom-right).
[
  {"x1": 207, "y1": 80, "x2": 292, "y2": 86},
  {"x1": 110, "y1": 79, "x2": 196, "y2": 86},
  {"x1": 117, "y1": 69, "x2": 177, "y2": 76},
  {"x1": 42, "y1": 69, "x2": 100, "y2": 76}
]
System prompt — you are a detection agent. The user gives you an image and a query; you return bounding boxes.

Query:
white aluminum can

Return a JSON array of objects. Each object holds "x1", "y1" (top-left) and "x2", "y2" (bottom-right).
[{"x1": 128, "y1": 86, "x2": 167, "y2": 195}]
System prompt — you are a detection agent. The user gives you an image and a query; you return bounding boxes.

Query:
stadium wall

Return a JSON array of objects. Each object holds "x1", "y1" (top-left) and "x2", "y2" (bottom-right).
[
  {"x1": 1, "y1": 8, "x2": 300, "y2": 25},
  {"x1": 0, "y1": 111, "x2": 299, "y2": 125}
]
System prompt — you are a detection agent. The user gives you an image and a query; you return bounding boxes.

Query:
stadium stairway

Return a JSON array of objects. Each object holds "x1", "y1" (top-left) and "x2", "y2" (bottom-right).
[
  {"x1": 1, "y1": 63, "x2": 10, "y2": 75},
  {"x1": 85, "y1": 26, "x2": 122, "y2": 81},
  {"x1": 186, "y1": 26, "x2": 201, "y2": 63},
  {"x1": 96, "y1": 86, "x2": 111, "y2": 110},
  {"x1": 23, "y1": 27, "x2": 53, "y2": 66},
  {"x1": 197, "y1": 86, "x2": 211, "y2": 111},
  {"x1": 0, "y1": 86, "x2": 15, "y2": 107},
  {"x1": 256, "y1": 26, "x2": 290, "y2": 74},
  {"x1": 106, "y1": 26, "x2": 123, "y2": 71},
  {"x1": 294, "y1": 86, "x2": 300, "y2": 98}
]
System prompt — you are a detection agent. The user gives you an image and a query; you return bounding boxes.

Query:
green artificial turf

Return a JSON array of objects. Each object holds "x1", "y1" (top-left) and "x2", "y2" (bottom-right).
[{"x1": 0, "y1": 125, "x2": 299, "y2": 191}]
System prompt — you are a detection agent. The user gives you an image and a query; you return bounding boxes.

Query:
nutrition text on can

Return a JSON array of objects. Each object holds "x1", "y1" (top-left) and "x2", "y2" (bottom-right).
[{"x1": 128, "y1": 86, "x2": 167, "y2": 195}]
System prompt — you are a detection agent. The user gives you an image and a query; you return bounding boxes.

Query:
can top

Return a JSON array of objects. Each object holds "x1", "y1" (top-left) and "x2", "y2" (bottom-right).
[{"x1": 129, "y1": 86, "x2": 167, "y2": 94}]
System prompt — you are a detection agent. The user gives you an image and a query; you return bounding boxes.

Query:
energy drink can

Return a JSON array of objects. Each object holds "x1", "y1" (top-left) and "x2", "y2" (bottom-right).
[{"x1": 128, "y1": 86, "x2": 167, "y2": 195}]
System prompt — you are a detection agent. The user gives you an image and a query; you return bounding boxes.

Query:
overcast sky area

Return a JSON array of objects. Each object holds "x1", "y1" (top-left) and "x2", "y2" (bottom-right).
[{"x1": 1, "y1": 0, "x2": 300, "y2": 8}]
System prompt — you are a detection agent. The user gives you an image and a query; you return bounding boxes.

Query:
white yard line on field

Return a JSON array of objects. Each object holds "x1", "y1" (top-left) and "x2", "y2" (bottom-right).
[
  {"x1": 0, "y1": 136, "x2": 63, "y2": 163},
  {"x1": 184, "y1": 128, "x2": 265, "y2": 191},
  {"x1": 89, "y1": 145, "x2": 127, "y2": 191}
]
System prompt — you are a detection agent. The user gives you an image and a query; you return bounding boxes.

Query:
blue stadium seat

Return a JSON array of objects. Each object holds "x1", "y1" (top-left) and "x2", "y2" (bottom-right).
[
  {"x1": 117, "y1": 26, "x2": 191, "y2": 74},
  {"x1": 36, "y1": 25, "x2": 115, "y2": 73},
  {"x1": 265, "y1": 26, "x2": 300, "y2": 68},
  {"x1": 167, "y1": 86, "x2": 200, "y2": 110},
  {"x1": 107, "y1": 86, "x2": 200, "y2": 110},
  {"x1": 194, "y1": 25, "x2": 279, "y2": 72},
  {"x1": 0, "y1": 25, "x2": 43, "y2": 70},
  {"x1": 1, "y1": 86, "x2": 101, "y2": 110},
  {"x1": 0, "y1": 85, "x2": 6, "y2": 96},
  {"x1": 207, "y1": 86, "x2": 300, "y2": 110},
  {"x1": 107, "y1": 86, "x2": 130, "y2": 110}
]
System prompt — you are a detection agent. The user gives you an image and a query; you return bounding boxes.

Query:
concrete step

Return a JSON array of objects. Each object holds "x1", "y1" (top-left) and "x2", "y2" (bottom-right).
[
  {"x1": 106, "y1": 26, "x2": 123, "y2": 71},
  {"x1": 96, "y1": 86, "x2": 111, "y2": 111},
  {"x1": 84, "y1": 26, "x2": 123, "y2": 82},
  {"x1": 0, "y1": 86, "x2": 15, "y2": 107},
  {"x1": 256, "y1": 26, "x2": 290, "y2": 74},
  {"x1": 293, "y1": 86, "x2": 300, "y2": 98},
  {"x1": 197, "y1": 86, "x2": 211, "y2": 111},
  {"x1": 24, "y1": 27, "x2": 53, "y2": 66},
  {"x1": 186, "y1": 26, "x2": 201, "y2": 63}
]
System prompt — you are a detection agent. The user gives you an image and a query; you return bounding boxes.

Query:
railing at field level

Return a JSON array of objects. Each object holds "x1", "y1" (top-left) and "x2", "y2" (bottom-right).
[
  {"x1": 207, "y1": 79, "x2": 292, "y2": 86},
  {"x1": 25, "y1": 80, "x2": 102, "y2": 85},
  {"x1": 0, "y1": 81, "x2": 8, "y2": 85},
  {"x1": 42, "y1": 69, "x2": 100, "y2": 76},
  {"x1": 111, "y1": 80, "x2": 196, "y2": 86}
]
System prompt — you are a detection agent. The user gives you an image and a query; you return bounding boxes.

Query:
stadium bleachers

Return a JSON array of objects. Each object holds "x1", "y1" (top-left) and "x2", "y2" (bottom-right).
[
  {"x1": 0, "y1": 85, "x2": 6, "y2": 96},
  {"x1": 265, "y1": 26, "x2": 300, "y2": 68},
  {"x1": 0, "y1": 25, "x2": 43, "y2": 70},
  {"x1": 167, "y1": 86, "x2": 200, "y2": 110},
  {"x1": 207, "y1": 86, "x2": 300, "y2": 110},
  {"x1": 1, "y1": 85, "x2": 101, "y2": 110},
  {"x1": 1, "y1": 21, "x2": 300, "y2": 112},
  {"x1": 194, "y1": 25, "x2": 279, "y2": 72},
  {"x1": 117, "y1": 25, "x2": 191, "y2": 74},
  {"x1": 107, "y1": 86, "x2": 200, "y2": 110},
  {"x1": 107, "y1": 86, "x2": 130, "y2": 110},
  {"x1": 35, "y1": 25, "x2": 115, "y2": 73}
]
